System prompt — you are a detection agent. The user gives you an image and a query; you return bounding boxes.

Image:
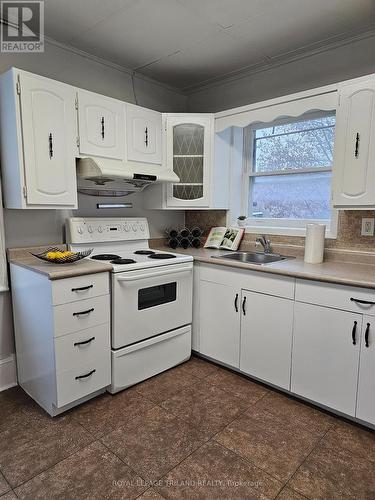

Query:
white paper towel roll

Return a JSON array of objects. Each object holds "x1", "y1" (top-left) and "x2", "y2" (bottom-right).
[{"x1": 304, "y1": 224, "x2": 326, "y2": 264}]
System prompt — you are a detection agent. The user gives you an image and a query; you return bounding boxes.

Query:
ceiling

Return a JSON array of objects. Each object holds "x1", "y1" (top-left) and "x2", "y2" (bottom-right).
[{"x1": 40, "y1": 0, "x2": 375, "y2": 91}]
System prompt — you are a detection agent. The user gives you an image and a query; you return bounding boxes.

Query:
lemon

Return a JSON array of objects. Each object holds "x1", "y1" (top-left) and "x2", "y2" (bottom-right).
[{"x1": 47, "y1": 251, "x2": 56, "y2": 259}]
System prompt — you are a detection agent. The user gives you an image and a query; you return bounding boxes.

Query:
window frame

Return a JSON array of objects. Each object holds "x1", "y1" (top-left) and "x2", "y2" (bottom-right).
[{"x1": 240, "y1": 112, "x2": 338, "y2": 238}]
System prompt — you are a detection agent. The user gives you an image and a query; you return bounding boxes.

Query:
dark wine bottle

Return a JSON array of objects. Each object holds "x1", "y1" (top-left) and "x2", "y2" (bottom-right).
[
  {"x1": 169, "y1": 229, "x2": 178, "y2": 238},
  {"x1": 180, "y1": 237, "x2": 190, "y2": 249},
  {"x1": 191, "y1": 238, "x2": 201, "y2": 248},
  {"x1": 168, "y1": 238, "x2": 179, "y2": 249},
  {"x1": 179, "y1": 228, "x2": 190, "y2": 238},
  {"x1": 191, "y1": 227, "x2": 202, "y2": 238}
]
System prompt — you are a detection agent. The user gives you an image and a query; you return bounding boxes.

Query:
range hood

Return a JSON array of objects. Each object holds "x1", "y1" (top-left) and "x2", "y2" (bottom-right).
[{"x1": 76, "y1": 157, "x2": 179, "y2": 197}]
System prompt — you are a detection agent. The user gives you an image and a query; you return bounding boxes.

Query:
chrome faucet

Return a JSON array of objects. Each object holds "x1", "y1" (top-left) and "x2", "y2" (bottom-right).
[{"x1": 255, "y1": 235, "x2": 272, "y2": 254}]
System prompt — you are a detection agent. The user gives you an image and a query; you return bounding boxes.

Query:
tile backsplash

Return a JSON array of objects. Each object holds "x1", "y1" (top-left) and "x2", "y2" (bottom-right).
[{"x1": 185, "y1": 210, "x2": 375, "y2": 252}]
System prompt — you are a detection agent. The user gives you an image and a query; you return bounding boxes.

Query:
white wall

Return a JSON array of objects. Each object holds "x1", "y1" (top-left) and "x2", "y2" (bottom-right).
[
  {"x1": 0, "y1": 40, "x2": 187, "y2": 380},
  {"x1": 188, "y1": 34, "x2": 375, "y2": 112}
]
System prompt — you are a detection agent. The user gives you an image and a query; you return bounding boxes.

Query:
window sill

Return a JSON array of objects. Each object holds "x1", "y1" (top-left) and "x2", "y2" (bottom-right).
[{"x1": 243, "y1": 224, "x2": 337, "y2": 239}]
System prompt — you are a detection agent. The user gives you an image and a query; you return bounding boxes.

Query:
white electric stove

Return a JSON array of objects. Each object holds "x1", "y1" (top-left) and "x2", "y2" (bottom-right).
[{"x1": 67, "y1": 217, "x2": 193, "y2": 393}]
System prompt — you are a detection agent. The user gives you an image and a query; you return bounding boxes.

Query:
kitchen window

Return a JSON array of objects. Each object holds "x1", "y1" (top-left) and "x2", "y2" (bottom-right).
[{"x1": 243, "y1": 112, "x2": 337, "y2": 237}]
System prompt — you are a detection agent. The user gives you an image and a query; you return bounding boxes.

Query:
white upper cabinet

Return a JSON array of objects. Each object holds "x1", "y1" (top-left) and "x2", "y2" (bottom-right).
[
  {"x1": 0, "y1": 69, "x2": 77, "y2": 208},
  {"x1": 126, "y1": 103, "x2": 162, "y2": 165},
  {"x1": 166, "y1": 114, "x2": 213, "y2": 208},
  {"x1": 144, "y1": 113, "x2": 230, "y2": 210},
  {"x1": 77, "y1": 89, "x2": 125, "y2": 160},
  {"x1": 332, "y1": 76, "x2": 375, "y2": 208}
]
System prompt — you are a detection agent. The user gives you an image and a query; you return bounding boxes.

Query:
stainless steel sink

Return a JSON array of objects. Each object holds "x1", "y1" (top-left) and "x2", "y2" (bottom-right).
[{"x1": 212, "y1": 251, "x2": 292, "y2": 265}]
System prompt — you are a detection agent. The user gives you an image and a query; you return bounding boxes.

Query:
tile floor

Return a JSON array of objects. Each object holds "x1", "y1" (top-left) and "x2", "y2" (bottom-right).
[{"x1": 0, "y1": 356, "x2": 374, "y2": 499}]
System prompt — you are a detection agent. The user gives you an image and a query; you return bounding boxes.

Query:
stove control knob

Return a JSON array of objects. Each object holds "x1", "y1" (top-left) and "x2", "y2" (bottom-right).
[
  {"x1": 132, "y1": 224, "x2": 138, "y2": 232},
  {"x1": 124, "y1": 224, "x2": 130, "y2": 232},
  {"x1": 88, "y1": 225, "x2": 93, "y2": 234},
  {"x1": 97, "y1": 226, "x2": 103, "y2": 233},
  {"x1": 77, "y1": 226, "x2": 83, "y2": 235}
]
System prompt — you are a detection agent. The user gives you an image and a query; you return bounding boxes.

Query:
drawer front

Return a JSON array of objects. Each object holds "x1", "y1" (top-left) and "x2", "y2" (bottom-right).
[
  {"x1": 54, "y1": 324, "x2": 110, "y2": 372},
  {"x1": 54, "y1": 295, "x2": 110, "y2": 337},
  {"x1": 199, "y1": 263, "x2": 295, "y2": 299},
  {"x1": 110, "y1": 325, "x2": 191, "y2": 393},
  {"x1": 56, "y1": 355, "x2": 110, "y2": 408},
  {"x1": 52, "y1": 273, "x2": 109, "y2": 305},
  {"x1": 296, "y1": 279, "x2": 375, "y2": 315}
]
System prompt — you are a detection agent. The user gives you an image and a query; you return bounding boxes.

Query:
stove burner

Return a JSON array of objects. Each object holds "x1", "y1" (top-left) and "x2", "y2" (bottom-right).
[
  {"x1": 148, "y1": 253, "x2": 177, "y2": 259},
  {"x1": 91, "y1": 254, "x2": 121, "y2": 261},
  {"x1": 134, "y1": 250, "x2": 155, "y2": 255},
  {"x1": 111, "y1": 258, "x2": 136, "y2": 265}
]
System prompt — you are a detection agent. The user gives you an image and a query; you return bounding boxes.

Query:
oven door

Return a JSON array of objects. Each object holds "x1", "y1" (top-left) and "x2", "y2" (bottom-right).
[{"x1": 112, "y1": 262, "x2": 193, "y2": 348}]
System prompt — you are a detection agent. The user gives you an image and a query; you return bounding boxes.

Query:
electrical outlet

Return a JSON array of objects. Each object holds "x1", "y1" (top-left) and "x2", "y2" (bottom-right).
[{"x1": 361, "y1": 218, "x2": 375, "y2": 236}]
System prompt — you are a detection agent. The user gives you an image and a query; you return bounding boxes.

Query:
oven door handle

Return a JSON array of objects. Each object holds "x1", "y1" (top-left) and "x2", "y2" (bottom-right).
[{"x1": 116, "y1": 266, "x2": 192, "y2": 282}]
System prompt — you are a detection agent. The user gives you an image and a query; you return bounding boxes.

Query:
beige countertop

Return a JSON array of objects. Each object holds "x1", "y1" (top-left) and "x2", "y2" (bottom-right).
[
  {"x1": 152, "y1": 245, "x2": 375, "y2": 290},
  {"x1": 8, "y1": 245, "x2": 112, "y2": 280}
]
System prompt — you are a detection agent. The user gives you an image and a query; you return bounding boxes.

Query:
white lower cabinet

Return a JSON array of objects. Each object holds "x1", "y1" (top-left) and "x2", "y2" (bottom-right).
[
  {"x1": 199, "y1": 279, "x2": 240, "y2": 368},
  {"x1": 10, "y1": 264, "x2": 111, "y2": 416},
  {"x1": 357, "y1": 317, "x2": 375, "y2": 425},
  {"x1": 240, "y1": 291, "x2": 293, "y2": 389},
  {"x1": 292, "y1": 302, "x2": 361, "y2": 416},
  {"x1": 195, "y1": 264, "x2": 375, "y2": 427}
]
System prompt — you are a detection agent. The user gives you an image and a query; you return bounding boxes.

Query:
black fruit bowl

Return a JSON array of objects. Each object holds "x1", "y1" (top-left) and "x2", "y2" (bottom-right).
[{"x1": 30, "y1": 247, "x2": 93, "y2": 264}]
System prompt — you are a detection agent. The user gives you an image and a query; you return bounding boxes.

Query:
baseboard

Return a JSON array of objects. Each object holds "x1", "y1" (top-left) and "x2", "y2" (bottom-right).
[{"x1": 0, "y1": 355, "x2": 17, "y2": 391}]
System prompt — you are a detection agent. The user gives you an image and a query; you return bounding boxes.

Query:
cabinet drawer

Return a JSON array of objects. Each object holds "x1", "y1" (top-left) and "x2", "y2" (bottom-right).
[
  {"x1": 52, "y1": 273, "x2": 109, "y2": 305},
  {"x1": 54, "y1": 324, "x2": 110, "y2": 372},
  {"x1": 296, "y1": 279, "x2": 375, "y2": 315},
  {"x1": 56, "y1": 356, "x2": 110, "y2": 408},
  {"x1": 199, "y1": 263, "x2": 294, "y2": 299},
  {"x1": 53, "y1": 295, "x2": 110, "y2": 337}
]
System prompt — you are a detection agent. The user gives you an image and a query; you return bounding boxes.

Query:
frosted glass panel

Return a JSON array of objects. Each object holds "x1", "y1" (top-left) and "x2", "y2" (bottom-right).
[{"x1": 172, "y1": 123, "x2": 204, "y2": 200}]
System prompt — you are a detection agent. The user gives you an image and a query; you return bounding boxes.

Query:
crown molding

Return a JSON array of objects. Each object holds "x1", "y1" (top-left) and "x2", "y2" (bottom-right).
[
  {"x1": 2, "y1": 18, "x2": 375, "y2": 98},
  {"x1": 184, "y1": 26, "x2": 375, "y2": 94},
  {"x1": 44, "y1": 36, "x2": 188, "y2": 96},
  {"x1": 0, "y1": 19, "x2": 187, "y2": 96}
]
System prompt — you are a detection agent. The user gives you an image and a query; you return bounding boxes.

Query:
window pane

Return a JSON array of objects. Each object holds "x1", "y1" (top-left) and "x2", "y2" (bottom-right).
[
  {"x1": 250, "y1": 172, "x2": 331, "y2": 220},
  {"x1": 254, "y1": 115, "x2": 335, "y2": 173}
]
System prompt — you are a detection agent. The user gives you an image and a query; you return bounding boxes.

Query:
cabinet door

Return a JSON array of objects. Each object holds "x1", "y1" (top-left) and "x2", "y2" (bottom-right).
[
  {"x1": 240, "y1": 291, "x2": 293, "y2": 389},
  {"x1": 126, "y1": 104, "x2": 162, "y2": 164},
  {"x1": 292, "y1": 302, "x2": 361, "y2": 415},
  {"x1": 19, "y1": 73, "x2": 77, "y2": 206},
  {"x1": 77, "y1": 90, "x2": 125, "y2": 159},
  {"x1": 166, "y1": 114, "x2": 213, "y2": 208},
  {"x1": 333, "y1": 78, "x2": 375, "y2": 207},
  {"x1": 199, "y1": 279, "x2": 240, "y2": 367},
  {"x1": 357, "y1": 317, "x2": 375, "y2": 424}
]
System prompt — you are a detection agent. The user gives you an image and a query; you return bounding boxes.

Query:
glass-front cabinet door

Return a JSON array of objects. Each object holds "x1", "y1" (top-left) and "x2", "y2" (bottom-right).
[{"x1": 166, "y1": 114, "x2": 213, "y2": 207}]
